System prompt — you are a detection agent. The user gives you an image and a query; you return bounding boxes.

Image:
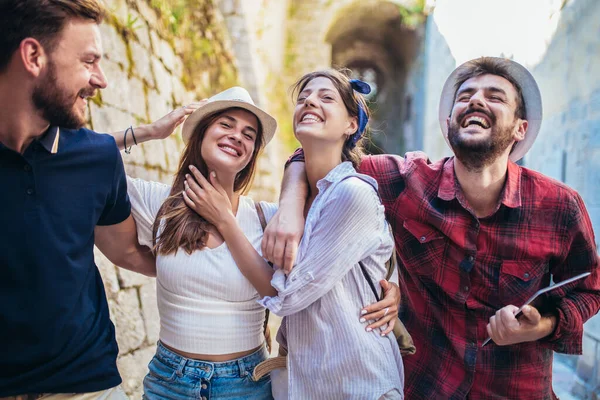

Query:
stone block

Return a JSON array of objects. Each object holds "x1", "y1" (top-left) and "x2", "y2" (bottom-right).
[
  {"x1": 173, "y1": 56, "x2": 184, "y2": 77},
  {"x1": 146, "y1": 168, "x2": 164, "y2": 183},
  {"x1": 218, "y1": 0, "x2": 241, "y2": 16},
  {"x1": 157, "y1": 38, "x2": 177, "y2": 73},
  {"x1": 140, "y1": 139, "x2": 168, "y2": 171},
  {"x1": 121, "y1": 139, "x2": 148, "y2": 167},
  {"x1": 171, "y1": 77, "x2": 188, "y2": 105},
  {"x1": 150, "y1": 30, "x2": 161, "y2": 53},
  {"x1": 124, "y1": 164, "x2": 154, "y2": 181},
  {"x1": 140, "y1": 281, "x2": 160, "y2": 344},
  {"x1": 89, "y1": 104, "x2": 132, "y2": 134},
  {"x1": 117, "y1": 267, "x2": 153, "y2": 288},
  {"x1": 135, "y1": 21, "x2": 152, "y2": 51},
  {"x1": 117, "y1": 345, "x2": 156, "y2": 395},
  {"x1": 99, "y1": 24, "x2": 129, "y2": 68},
  {"x1": 103, "y1": 0, "x2": 129, "y2": 23},
  {"x1": 109, "y1": 288, "x2": 146, "y2": 355},
  {"x1": 152, "y1": 58, "x2": 174, "y2": 98},
  {"x1": 147, "y1": 89, "x2": 172, "y2": 123},
  {"x1": 94, "y1": 246, "x2": 120, "y2": 300},
  {"x1": 130, "y1": 41, "x2": 155, "y2": 87},
  {"x1": 136, "y1": 0, "x2": 159, "y2": 27},
  {"x1": 163, "y1": 135, "x2": 183, "y2": 171},
  {"x1": 101, "y1": 61, "x2": 147, "y2": 118}
]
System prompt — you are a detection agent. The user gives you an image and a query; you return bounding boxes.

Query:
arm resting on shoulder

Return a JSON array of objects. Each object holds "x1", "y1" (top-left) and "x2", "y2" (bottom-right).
[
  {"x1": 262, "y1": 155, "x2": 309, "y2": 271},
  {"x1": 260, "y1": 179, "x2": 386, "y2": 316}
]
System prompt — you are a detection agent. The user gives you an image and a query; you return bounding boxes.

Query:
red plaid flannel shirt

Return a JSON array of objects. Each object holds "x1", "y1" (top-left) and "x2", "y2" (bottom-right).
[{"x1": 288, "y1": 149, "x2": 600, "y2": 399}]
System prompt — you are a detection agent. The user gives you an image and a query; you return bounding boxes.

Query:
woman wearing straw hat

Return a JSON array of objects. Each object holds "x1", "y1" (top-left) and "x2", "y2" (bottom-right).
[
  {"x1": 115, "y1": 87, "x2": 278, "y2": 399},
  {"x1": 184, "y1": 70, "x2": 404, "y2": 399}
]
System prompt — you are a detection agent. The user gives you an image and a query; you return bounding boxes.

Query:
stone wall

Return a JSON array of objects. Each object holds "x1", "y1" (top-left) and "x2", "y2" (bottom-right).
[
  {"x1": 91, "y1": 0, "x2": 283, "y2": 397},
  {"x1": 216, "y1": 0, "x2": 289, "y2": 199}
]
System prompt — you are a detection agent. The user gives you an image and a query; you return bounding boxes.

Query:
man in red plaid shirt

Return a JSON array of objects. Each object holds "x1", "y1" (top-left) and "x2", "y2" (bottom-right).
[{"x1": 262, "y1": 57, "x2": 600, "y2": 399}]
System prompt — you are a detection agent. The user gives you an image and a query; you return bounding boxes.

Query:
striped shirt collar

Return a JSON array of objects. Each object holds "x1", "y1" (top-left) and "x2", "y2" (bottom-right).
[
  {"x1": 316, "y1": 161, "x2": 356, "y2": 191},
  {"x1": 38, "y1": 126, "x2": 61, "y2": 154}
]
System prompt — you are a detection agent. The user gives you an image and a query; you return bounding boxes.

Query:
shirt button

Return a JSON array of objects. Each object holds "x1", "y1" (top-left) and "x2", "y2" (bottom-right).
[
  {"x1": 201, "y1": 383, "x2": 207, "y2": 389},
  {"x1": 24, "y1": 164, "x2": 31, "y2": 172},
  {"x1": 463, "y1": 286, "x2": 469, "y2": 292},
  {"x1": 420, "y1": 236, "x2": 426, "y2": 242},
  {"x1": 467, "y1": 255, "x2": 474, "y2": 262},
  {"x1": 523, "y1": 272, "x2": 530, "y2": 279},
  {"x1": 26, "y1": 188, "x2": 34, "y2": 195}
]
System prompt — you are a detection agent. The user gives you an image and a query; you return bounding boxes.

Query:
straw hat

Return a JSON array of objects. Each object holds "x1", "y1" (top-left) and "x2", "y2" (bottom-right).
[{"x1": 182, "y1": 87, "x2": 277, "y2": 144}]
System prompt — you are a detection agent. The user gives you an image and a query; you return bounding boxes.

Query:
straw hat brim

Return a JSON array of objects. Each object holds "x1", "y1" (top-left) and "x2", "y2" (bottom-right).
[
  {"x1": 438, "y1": 58, "x2": 543, "y2": 162},
  {"x1": 182, "y1": 100, "x2": 277, "y2": 145}
]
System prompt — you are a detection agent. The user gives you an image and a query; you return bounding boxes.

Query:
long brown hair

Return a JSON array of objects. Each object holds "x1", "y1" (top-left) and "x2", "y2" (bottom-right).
[
  {"x1": 292, "y1": 69, "x2": 371, "y2": 168},
  {"x1": 153, "y1": 108, "x2": 265, "y2": 255}
]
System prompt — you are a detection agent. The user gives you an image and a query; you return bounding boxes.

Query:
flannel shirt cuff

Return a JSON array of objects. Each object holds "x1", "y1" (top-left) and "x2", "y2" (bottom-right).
[
  {"x1": 284, "y1": 148, "x2": 305, "y2": 169},
  {"x1": 539, "y1": 304, "x2": 583, "y2": 354}
]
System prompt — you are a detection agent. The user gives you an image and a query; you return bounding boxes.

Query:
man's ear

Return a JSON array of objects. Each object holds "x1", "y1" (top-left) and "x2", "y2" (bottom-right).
[
  {"x1": 514, "y1": 119, "x2": 528, "y2": 142},
  {"x1": 20, "y1": 38, "x2": 48, "y2": 78}
]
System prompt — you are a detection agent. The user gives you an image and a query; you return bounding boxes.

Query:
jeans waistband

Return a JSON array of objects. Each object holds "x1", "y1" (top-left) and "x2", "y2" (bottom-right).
[{"x1": 154, "y1": 341, "x2": 268, "y2": 379}]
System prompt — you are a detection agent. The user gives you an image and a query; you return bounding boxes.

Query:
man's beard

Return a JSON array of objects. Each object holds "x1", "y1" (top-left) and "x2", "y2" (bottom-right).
[
  {"x1": 32, "y1": 61, "x2": 87, "y2": 129},
  {"x1": 447, "y1": 109, "x2": 516, "y2": 171}
]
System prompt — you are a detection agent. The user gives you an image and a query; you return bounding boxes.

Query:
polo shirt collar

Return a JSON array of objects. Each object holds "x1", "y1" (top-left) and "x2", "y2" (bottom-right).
[
  {"x1": 38, "y1": 126, "x2": 61, "y2": 154},
  {"x1": 437, "y1": 157, "x2": 522, "y2": 209}
]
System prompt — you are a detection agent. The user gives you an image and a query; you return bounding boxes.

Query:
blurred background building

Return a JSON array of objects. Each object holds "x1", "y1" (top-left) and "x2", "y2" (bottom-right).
[{"x1": 93, "y1": 0, "x2": 599, "y2": 397}]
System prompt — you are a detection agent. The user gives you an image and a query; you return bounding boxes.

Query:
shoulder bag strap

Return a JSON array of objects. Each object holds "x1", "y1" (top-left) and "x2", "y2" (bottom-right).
[
  {"x1": 255, "y1": 202, "x2": 271, "y2": 336},
  {"x1": 359, "y1": 261, "x2": 381, "y2": 302}
]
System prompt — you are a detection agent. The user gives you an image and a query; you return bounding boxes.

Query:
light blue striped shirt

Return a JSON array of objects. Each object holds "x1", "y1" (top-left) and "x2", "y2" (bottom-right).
[{"x1": 260, "y1": 162, "x2": 404, "y2": 399}]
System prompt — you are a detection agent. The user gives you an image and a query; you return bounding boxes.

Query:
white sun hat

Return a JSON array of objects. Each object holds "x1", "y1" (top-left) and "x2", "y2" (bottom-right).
[
  {"x1": 438, "y1": 57, "x2": 543, "y2": 162},
  {"x1": 182, "y1": 87, "x2": 277, "y2": 144}
]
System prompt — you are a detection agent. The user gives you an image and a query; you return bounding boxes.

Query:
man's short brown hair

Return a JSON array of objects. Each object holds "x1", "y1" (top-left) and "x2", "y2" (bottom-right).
[
  {"x1": 453, "y1": 57, "x2": 526, "y2": 119},
  {"x1": 0, "y1": 0, "x2": 106, "y2": 72}
]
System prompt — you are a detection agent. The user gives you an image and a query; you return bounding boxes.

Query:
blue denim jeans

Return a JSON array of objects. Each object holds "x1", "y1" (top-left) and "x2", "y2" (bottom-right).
[{"x1": 142, "y1": 342, "x2": 272, "y2": 400}]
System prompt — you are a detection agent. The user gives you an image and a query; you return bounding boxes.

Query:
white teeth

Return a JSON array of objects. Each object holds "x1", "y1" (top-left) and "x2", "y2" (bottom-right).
[
  {"x1": 302, "y1": 113, "x2": 322, "y2": 123},
  {"x1": 462, "y1": 115, "x2": 489, "y2": 128},
  {"x1": 219, "y1": 145, "x2": 239, "y2": 156}
]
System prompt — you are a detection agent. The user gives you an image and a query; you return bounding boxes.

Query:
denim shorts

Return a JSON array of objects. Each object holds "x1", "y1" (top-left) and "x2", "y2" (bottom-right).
[{"x1": 142, "y1": 342, "x2": 272, "y2": 400}]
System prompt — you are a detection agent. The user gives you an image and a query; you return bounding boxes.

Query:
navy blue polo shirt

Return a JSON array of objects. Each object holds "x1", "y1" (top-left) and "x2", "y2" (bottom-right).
[{"x1": 0, "y1": 126, "x2": 130, "y2": 395}]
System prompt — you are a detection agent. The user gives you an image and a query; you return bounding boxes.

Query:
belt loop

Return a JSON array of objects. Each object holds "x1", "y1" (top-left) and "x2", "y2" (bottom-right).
[
  {"x1": 176, "y1": 357, "x2": 187, "y2": 378},
  {"x1": 238, "y1": 357, "x2": 249, "y2": 377}
]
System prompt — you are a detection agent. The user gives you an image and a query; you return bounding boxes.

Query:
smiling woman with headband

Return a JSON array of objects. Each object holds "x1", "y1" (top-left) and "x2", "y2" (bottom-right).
[{"x1": 184, "y1": 69, "x2": 404, "y2": 399}]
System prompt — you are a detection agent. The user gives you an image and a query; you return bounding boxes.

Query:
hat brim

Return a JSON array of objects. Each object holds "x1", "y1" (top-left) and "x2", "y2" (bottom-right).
[
  {"x1": 182, "y1": 100, "x2": 277, "y2": 145},
  {"x1": 438, "y1": 58, "x2": 543, "y2": 162}
]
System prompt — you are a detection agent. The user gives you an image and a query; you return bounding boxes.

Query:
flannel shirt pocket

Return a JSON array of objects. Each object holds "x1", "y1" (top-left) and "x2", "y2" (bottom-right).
[
  {"x1": 499, "y1": 259, "x2": 550, "y2": 306},
  {"x1": 399, "y1": 219, "x2": 447, "y2": 276}
]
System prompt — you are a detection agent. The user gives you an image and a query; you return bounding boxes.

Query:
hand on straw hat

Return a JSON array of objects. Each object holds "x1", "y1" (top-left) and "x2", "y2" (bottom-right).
[{"x1": 148, "y1": 100, "x2": 208, "y2": 140}]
